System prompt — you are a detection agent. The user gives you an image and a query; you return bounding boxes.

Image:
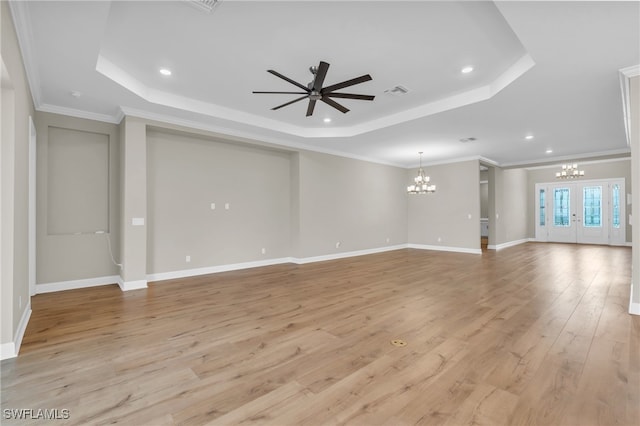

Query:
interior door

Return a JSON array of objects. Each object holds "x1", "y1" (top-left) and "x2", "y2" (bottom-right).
[{"x1": 548, "y1": 184, "x2": 577, "y2": 243}]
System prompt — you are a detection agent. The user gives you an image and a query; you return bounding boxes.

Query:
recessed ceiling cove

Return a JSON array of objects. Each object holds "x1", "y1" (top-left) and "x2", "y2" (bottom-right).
[{"x1": 96, "y1": 1, "x2": 531, "y2": 138}]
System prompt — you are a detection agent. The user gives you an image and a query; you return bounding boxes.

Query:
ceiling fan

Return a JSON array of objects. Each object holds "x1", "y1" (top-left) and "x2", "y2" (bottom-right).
[{"x1": 253, "y1": 61, "x2": 375, "y2": 117}]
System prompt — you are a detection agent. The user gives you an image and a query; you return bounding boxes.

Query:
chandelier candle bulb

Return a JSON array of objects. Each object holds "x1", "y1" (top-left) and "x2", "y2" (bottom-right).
[
  {"x1": 556, "y1": 163, "x2": 585, "y2": 179},
  {"x1": 407, "y1": 152, "x2": 436, "y2": 194}
]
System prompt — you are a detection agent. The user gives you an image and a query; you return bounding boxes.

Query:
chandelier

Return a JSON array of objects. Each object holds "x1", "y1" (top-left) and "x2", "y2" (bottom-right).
[
  {"x1": 556, "y1": 163, "x2": 585, "y2": 179},
  {"x1": 407, "y1": 152, "x2": 436, "y2": 194}
]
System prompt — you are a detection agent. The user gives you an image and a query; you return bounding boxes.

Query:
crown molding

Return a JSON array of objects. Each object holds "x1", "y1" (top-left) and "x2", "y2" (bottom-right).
[
  {"x1": 37, "y1": 103, "x2": 121, "y2": 124},
  {"x1": 501, "y1": 148, "x2": 631, "y2": 168},
  {"x1": 619, "y1": 64, "x2": 640, "y2": 146},
  {"x1": 522, "y1": 153, "x2": 631, "y2": 171},
  {"x1": 98, "y1": 52, "x2": 534, "y2": 139},
  {"x1": 8, "y1": 0, "x2": 41, "y2": 107},
  {"x1": 119, "y1": 106, "x2": 406, "y2": 168}
]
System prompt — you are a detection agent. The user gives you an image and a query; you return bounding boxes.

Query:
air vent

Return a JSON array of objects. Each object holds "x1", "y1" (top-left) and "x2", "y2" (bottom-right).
[
  {"x1": 187, "y1": 0, "x2": 220, "y2": 13},
  {"x1": 384, "y1": 85, "x2": 409, "y2": 96},
  {"x1": 459, "y1": 137, "x2": 477, "y2": 143}
]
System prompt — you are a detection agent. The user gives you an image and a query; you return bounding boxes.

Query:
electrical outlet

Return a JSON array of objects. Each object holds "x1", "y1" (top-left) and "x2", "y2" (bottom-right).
[
  {"x1": 386, "y1": 237, "x2": 390, "y2": 243},
  {"x1": 186, "y1": 255, "x2": 191, "y2": 263},
  {"x1": 437, "y1": 237, "x2": 442, "y2": 243},
  {"x1": 335, "y1": 241, "x2": 341, "y2": 248},
  {"x1": 225, "y1": 203, "x2": 230, "y2": 210},
  {"x1": 261, "y1": 248, "x2": 266, "y2": 255},
  {"x1": 210, "y1": 203, "x2": 216, "y2": 210}
]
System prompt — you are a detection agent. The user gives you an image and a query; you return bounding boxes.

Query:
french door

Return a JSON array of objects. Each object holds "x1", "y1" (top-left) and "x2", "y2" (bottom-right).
[{"x1": 535, "y1": 178, "x2": 625, "y2": 245}]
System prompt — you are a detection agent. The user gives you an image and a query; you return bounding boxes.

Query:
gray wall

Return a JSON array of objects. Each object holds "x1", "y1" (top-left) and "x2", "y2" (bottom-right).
[
  {"x1": 526, "y1": 159, "x2": 632, "y2": 242},
  {"x1": 408, "y1": 159, "x2": 480, "y2": 250},
  {"x1": 35, "y1": 112, "x2": 120, "y2": 283},
  {"x1": 500, "y1": 168, "x2": 528, "y2": 244},
  {"x1": 1, "y1": 0, "x2": 35, "y2": 346},
  {"x1": 146, "y1": 129, "x2": 292, "y2": 273},
  {"x1": 295, "y1": 151, "x2": 408, "y2": 258}
]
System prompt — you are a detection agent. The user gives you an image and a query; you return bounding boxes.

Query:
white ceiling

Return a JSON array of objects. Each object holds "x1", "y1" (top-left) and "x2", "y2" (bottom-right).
[{"x1": 9, "y1": 1, "x2": 640, "y2": 168}]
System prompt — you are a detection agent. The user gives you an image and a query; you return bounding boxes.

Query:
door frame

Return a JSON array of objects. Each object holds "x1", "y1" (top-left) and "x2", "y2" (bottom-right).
[{"x1": 535, "y1": 178, "x2": 626, "y2": 246}]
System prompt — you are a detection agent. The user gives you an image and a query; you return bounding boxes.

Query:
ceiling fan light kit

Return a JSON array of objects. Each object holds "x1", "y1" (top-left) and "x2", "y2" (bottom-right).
[{"x1": 253, "y1": 61, "x2": 375, "y2": 117}]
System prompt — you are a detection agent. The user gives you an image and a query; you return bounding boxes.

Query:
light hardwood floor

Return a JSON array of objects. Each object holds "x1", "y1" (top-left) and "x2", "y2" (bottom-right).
[{"x1": 2, "y1": 243, "x2": 639, "y2": 425}]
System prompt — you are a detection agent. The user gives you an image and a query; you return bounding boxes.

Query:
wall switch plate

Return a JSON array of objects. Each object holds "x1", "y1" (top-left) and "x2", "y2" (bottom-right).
[
  {"x1": 210, "y1": 203, "x2": 216, "y2": 210},
  {"x1": 261, "y1": 248, "x2": 266, "y2": 255},
  {"x1": 468, "y1": 213, "x2": 472, "y2": 219},
  {"x1": 335, "y1": 241, "x2": 341, "y2": 248},
  {"x1": 225, "y1": 203, "x2": 230, "y2": 210},
  {"x1": 186, "y1": 255, "x2": 191, "y2": 263},
  {"x1": 132, "y1": 217, "x2": 144, "y2": 226}
]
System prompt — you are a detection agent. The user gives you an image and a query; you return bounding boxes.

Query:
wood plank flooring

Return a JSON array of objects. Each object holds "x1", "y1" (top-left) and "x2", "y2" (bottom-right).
[{"x1": 1, "y1": 243, "x2": 638, "y2": 425}]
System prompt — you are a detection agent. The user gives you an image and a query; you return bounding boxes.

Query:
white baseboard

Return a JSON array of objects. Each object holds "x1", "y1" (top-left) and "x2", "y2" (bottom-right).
[
  {"x1": 118, "y1": 277, "x2": 148, "y2": 291},
  {"x1": 291, "y1": 245, "x2": 408, "y2": 265},
  {"x1": 0, "y1": 342, "x2": 16, "y2": 360},
  {"x1": 407, "y1": 243, "x2": 482, "y2": 255},
  {"x1": 1, "y1": 301, "x2": 32, "y2": 360},
  {"x1": 487, "y1": 238, "x2": 530, "y2": 251},
  {"x1": 36, "y1": 275, "x2": 120, "y2": 294},
  {"x1": 146, "y1": 257, "x2": 293, "y2": 282},
  {"x1": 630, "y1": 282, "x2": 640, "y2": 316}
]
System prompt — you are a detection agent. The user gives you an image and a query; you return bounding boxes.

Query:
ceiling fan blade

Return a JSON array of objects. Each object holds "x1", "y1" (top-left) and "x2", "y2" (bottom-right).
[
  {"x1": 312, "y1": 61, "x2": 330, "y2": 92},
  {"x1": 271, "y1": 95, "x2": 309, "y2": 111},
  {"x1": 267, "y1": 70, "x2": 309, "y2": 91},
  {"x1": 253, "y1": 91, "x2": 308, "y2": 94},
  {"x1": 322, "y1": 74, "x2": 372, "y2": 94},
  {"x1": 321, "y1": 97, "x2": 349, "y2": 114},
  {"x1": 306, "y1": 99, "x2": 317, "y2": 117},
  {"x1": 325, "y1": 93, "x2": 375, "y2": 101}
]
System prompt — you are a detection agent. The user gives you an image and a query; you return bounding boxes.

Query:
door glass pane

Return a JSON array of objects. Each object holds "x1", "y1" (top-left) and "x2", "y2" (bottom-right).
[
  {"x1": 553, "y1": 188, "x2": 570, "y2": 227},
  {"x1": 583, "y1": 186, "x2": 602, "y2": 228},
  {"x1": 612, "y1": 184, "x2": 620, "y2": 228},
  {"x1": 539, "y1": 189, "x2": 545, "y2": 226}
]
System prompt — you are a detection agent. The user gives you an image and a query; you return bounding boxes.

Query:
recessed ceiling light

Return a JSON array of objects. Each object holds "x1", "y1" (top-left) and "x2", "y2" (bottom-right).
[
  {"x1": 159, "y1": 68, "x2": 172, "y2": 76},
  {"x1": 323, "y1": 118, "x2": 331, "y2": 123},
  {"x1": 546, "y1": 149, "x2": 553, "y2": 154},
  {"x1": 461, "y1": 66, "x2": 474, "y2": 74},
  {"x1": 525, "y1": 135, "x2": 534, "y2": 140}
]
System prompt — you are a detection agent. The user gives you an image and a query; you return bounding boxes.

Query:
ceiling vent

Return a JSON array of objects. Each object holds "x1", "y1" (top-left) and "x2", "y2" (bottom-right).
[
  {"x1": 384, "y1": 85, "x2": 409, "y2": 96},
  {"x1": 187, "y1": 0, "x2": 220, "y2": 13},
  {"x1": 459, "y1": 137, "x2": 477, "y2": 143}
]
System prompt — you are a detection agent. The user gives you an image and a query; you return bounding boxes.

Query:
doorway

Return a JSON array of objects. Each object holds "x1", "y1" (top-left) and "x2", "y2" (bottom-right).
[{"x1": 535, "y1": 178, "x2": 625, "y2": 245}]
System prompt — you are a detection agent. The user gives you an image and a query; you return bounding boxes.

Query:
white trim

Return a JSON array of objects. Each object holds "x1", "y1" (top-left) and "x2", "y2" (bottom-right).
[
  {"x1": 523, "y1": 156, "x2": 631, "y2": 171},
  {"x1": 1, "y1": 302, "x2": 32, "y2": 360},
  {"x1": 101, "y1": 53, "x2": 533, "y2": 139},
  {"x1": 37, "y1": 103, "x2": 121, "y2": 125},
  {"x1": 28, "y1": 116, "x2": 36, "y2": 296},
  {"x1": 35, "y1": 275, "x2": 119, "y2": 294},
  {"x1": 487, "y1": 238, "x2": 530, "y2": 251},
  {"x1": 147, "y1": 258, "x2": 293, "y2": 282},
  {"x1": 504, "y1": 149, "x2": 632, "y2": 168},
  {"x1": 629, "y1": 282, "x2": 640, "y2": 316},
  {"x1": 117, "y1": 278, "x2": 148, "y2": 291},
  {"x1": 0, "y1": 343, "x2": 17, "y2": 360},
  {"x1": 14, "y1": 301, "x2": 31, "y2": 356},
  {"x1": 291, "y1": 245, "x2": 407, "y2": 265},
  {"x1": 620, "y1": 65, "x2": 640, "y2": 147},
  {"x1": 407, "y1": 243, "x2": 482, "y2": 255},
  {"x1": 8, "y1": 1, "x2": 41, "y2": 107},
  {"x1": 122, "y1": 107, "x2": 406, "y2": 169}
]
